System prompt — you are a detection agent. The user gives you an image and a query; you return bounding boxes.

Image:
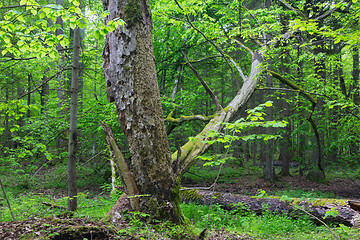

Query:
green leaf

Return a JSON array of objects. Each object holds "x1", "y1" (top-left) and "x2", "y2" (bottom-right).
[
  {"x1": 73, "y1": 0, "x2": 80, "y2": 6},
  {"x1": 31, "y1": 8, "x2": 37, "y2": 15},
  {"x1": 20, "y1": 0, "x2": 27, "y2": 5},
  {"x1": 265, "y1": 101, "x2": 273, "y2": 107},
  {"x1": 49, "y1": 51, "x2": 56, "y2": 58}
]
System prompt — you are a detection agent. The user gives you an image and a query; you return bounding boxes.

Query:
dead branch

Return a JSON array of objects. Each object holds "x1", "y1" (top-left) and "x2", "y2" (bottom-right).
[
  {"x1": 165, "y1": 111, "x2": 215, "y2": 124},
  {"x1": 182, "y1": 52, "x2": 222, "y2": 111}
]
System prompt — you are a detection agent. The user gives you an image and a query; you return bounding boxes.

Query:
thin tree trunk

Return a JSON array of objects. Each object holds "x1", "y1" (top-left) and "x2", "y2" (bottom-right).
[
  {"x1": 0, "y1": 177, "x2": 15, "y2": 221},
  {"x1": 279, "y1": 47, "x2": 292, "y2": 176},
  {"x1": 4, "y1": 70, "x2": 10, "y2": 149},
  {"x1": 264, "y1": 73, "x2": 274, "y2": 182},
  {"x1": 353, "y1": 46, "x2": 359, "y2": 105},
  {"x1": 67, "y1": 22, "x2": 81, "y2": 212}
]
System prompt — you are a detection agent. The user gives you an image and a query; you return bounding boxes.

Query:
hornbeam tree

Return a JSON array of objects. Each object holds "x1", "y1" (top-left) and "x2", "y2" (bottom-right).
[
  {"x1": 101, "y1": 0, "x2": 350, "y2": 222},
  {"x1": 102, "y1": 0, "x2": 184, "y2": 222},
  {"x1": 102, "y1": 0, "x2": 263, "y2": 222}
]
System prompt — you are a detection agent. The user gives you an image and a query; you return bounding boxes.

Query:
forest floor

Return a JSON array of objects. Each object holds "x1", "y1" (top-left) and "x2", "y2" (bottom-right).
[
  {"x1": 1, "y1": 170, "x2": 360, "y2": 239},
  {"x1": 214, "y1": 175, "x2": 360, "y2": 200}
]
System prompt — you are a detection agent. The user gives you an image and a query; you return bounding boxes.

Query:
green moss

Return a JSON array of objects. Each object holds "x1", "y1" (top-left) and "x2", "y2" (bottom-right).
[
  {"x1": 170, "y1": 176, "x2": 189, "y2": 225},
  {"x1": 124, "y1": 0, "x2": 142, "y2": 27},
  {"x1": 224, "y1": 106, "x2": 234, "y2": 112},
  {"x1": 180, "y1": 189, "x2": 203, "y2": 202},
  {"x1": 309, "y1": 198, "x2": 347, "y2": 207}
]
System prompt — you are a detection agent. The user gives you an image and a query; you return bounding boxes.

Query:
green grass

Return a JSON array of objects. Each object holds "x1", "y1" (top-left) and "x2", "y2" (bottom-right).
[
  {"x1": 1, "y1": 163, "x2": 360, "y2": 239},
  {"x1": 0, "y1": 190, "x2": 117, "y2": 222},
  {"x1": 181, "y1": 202, "x2": 360, "y2": 239}
]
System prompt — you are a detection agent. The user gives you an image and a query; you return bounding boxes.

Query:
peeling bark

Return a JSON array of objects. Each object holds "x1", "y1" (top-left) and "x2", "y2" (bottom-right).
[{"x1": 102, "y1": 0, "x2": 183, "y2": 223}]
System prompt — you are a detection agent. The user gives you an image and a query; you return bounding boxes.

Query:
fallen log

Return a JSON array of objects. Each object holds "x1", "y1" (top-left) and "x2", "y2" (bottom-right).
[{"x1": 181, "y1": 190, "x2": 360, "y2": 227}]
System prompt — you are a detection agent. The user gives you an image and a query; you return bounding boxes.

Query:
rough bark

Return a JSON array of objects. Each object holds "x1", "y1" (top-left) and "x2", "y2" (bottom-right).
[
  {"x1": 102, "y1": 0, "x2": 183, "y2": 223},
  {"x1": 183, "y1": 190, "x2": 360, "y2": 227}
]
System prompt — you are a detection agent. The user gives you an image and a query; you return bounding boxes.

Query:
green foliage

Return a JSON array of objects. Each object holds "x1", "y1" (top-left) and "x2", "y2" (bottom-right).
[
  {"x1": 181, "y1": 202, "x2": 315, "y2": 239},
  {"x1": 197, "y1": 102, "x2": 287, "y2": 166}
]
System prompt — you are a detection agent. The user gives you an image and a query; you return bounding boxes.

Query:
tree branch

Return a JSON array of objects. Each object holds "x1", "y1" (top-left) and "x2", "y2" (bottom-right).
[
  {"x1": 182, "y1": 52, "x2": 222, "y2": 111},
  {"x1": 173, "y1": 0, "x2": 233, "y2": 71},
  {"x1": 226, "y1": 55, "x2": 248, "y2": 82},
  {"x1": 100, "y1": 121, "x2": 140, "y2": 211},
  {"x1": 268, "y1": 70, "x2": 324, "y2": 172},
  {"x1": 277, "y1": 0, "x2": 307, "y2": 19},
  {"x1": 19, "y1": 66, "x2": 71, "y2": 99},
  {"x1": 165, "y1": 111, "x2": 215, "y2": 124},
  {"x1": 267, "y1": 70, "x2": 317, "y2": 105},
  {"x1": 315, "y1": 0, "x2": 352, "y2": 20}
]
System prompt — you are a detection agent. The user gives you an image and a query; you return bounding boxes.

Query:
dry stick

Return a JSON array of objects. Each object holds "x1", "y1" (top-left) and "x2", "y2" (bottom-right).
[
  {"x1": 292, "y1": 205, "x2": 340, "y2": 240},
  {"x1": 182, "y1": 52, "x2": 222, "y2": 111},
  {"x1": 0, "y1": 177, "x2": 16, "y2": 221}
]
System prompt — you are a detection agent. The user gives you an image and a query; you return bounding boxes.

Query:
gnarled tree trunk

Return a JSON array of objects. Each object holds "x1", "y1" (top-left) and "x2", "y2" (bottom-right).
[{"x1": 102, "y1": 0, "x2": 183, "y2": 223}]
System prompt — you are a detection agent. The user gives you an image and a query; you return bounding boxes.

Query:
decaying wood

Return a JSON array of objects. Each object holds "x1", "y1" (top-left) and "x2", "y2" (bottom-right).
[
  {"x1": 174, "y1": 50, "x2": 263, "y2": 175},
  {"x1": 102, "y1": 0, "x2": 183, "y2": 223},
  {"x1": 182, "y1": 190, "x2": 360, "y2": 227},
  {"x1": 100, "y1": 121, "x2": 140, "y2": 211}
]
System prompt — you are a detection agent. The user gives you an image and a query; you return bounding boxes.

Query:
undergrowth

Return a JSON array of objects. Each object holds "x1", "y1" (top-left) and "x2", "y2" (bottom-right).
[{"x1": 1, "y1": 163, "x2": 360, "y2": 239}]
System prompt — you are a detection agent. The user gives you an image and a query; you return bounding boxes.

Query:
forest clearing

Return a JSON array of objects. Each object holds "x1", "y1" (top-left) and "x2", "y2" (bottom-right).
[{"x1": 1, "y1": 0, "x2": 360, "y2": 239}]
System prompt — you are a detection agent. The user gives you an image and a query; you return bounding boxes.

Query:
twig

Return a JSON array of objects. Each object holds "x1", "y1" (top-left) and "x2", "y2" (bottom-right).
[
  {"x1": 180, "y1": 183, "x2": 215, "y2": 191},
  {"x1": 173, "y1": 0, "x2": 233, "y2": 71},
  {"x1": 292, "y1": 204, "x2": 340, "y2": 239},
  {"x1": 0, "y1": 177, "x2": 16, "y2": 221}
]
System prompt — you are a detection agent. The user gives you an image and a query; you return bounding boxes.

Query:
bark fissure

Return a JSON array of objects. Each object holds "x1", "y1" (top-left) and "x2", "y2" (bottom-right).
[{"x1": 103, "y1": 0, "x2": 184, "y2": 223}]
